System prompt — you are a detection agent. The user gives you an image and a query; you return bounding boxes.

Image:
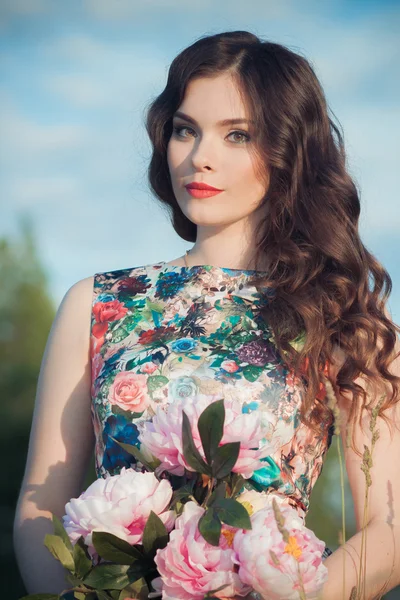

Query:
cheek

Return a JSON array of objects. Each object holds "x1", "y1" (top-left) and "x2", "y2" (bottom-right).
[
  {"x1": 167, "y1": 140, "x2": 185, "y2": 172},
  {"x1": 228, "y1": 155, "x2": 260, "y2": 188}
]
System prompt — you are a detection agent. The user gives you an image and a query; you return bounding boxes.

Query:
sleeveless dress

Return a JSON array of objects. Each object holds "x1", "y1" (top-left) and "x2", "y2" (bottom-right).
[{"x1": 90, "y1": 260, "x2": 334, "y2": 560}]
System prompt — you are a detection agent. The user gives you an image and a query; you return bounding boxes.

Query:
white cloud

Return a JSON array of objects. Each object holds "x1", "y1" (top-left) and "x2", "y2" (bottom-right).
[
  {"x1": 83, "y1": 0, "x2": 214, "y2": 20},
  {"x1": 0, "y1": 97, "x2": 91, "y2": 164},
  {"x1": 40, "y1": 34, "x2": 167, "y2": 110},
  {"x1": 42, "y1": 34, "x2": 117, "y2": 66},
  {"x1": 0, "y1": 0, "x2": 53, "y2": 18},
  {"x1": 43, "y1": 74, "x2": 112, "y2": 109},
  {"x1": 308, "y1": 21, "x2": 399, "y2": 98},
  {"x1": 8, "y1": 176, "x2": 82, "y2": 209}
]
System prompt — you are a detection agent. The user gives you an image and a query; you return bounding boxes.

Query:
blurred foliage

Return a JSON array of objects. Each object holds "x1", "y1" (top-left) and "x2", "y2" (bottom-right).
[
  {"x1": 306, "y1": 439, "x2": 356, "y2": 549},
  {"x1": 0, "y1": 216, "x2": 56, "y2": 596},
  {"x1": 0, "y1": 216, "x2": 93, "y2": 597},
  {"x1": 2, "y1": 216, "x2": 398, "y2": 597}
]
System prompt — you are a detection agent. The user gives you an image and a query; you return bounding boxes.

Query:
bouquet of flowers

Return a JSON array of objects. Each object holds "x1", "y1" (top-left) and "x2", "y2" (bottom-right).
[{"x1": 19, "y1": 394, "x2": 329, "y2": 600}]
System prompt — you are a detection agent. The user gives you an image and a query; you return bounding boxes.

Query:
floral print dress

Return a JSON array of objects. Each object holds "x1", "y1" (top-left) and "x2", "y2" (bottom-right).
[{"x1": 90, "y1": 261, "x2": 334, "y2": 559}]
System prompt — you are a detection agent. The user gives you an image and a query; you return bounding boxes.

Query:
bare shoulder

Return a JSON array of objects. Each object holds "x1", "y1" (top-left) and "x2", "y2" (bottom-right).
[{"x1": 55, "y1": 274, "x2": 96, "y2": 349}]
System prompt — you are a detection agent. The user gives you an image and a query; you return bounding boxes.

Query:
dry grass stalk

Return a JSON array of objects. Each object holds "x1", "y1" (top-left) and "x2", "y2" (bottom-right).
[
  {"x1": 271, "y1": 497, "x2": 307, "y2": 600},
  {"x1": 323, "y1": 377, "x2": 395, "y2": 599}
]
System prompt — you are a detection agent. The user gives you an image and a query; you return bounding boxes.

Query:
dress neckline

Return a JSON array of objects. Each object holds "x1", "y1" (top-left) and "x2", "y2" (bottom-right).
[{"x1": 157, "y1": 260, "x2": 269, "y2": 276}]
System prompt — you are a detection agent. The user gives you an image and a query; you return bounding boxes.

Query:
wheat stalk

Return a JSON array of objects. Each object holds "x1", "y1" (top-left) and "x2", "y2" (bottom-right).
[
  {"x1": 323, "y1": 379, "x2": 395, "y2": 599},
  {"x1": 271, "y1": 497, "x2": 307, "y2": 599}
]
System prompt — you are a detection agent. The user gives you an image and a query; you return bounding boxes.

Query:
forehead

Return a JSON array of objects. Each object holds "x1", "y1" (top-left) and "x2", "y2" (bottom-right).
[{"x1": 176, "y1": 75, "x2": 251, "y2": 123}]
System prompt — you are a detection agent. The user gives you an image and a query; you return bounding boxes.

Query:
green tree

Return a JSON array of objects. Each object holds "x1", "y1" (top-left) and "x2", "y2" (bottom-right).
[{"x1": 0, "y1": 216, "x2": 56, "y2": 596}]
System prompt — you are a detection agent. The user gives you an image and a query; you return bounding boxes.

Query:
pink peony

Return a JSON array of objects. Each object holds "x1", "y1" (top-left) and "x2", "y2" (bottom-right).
[
  {"x1": 232, "y1": 495, "x2": 328, "y2": 599},
  {"x1": 138, "y1": 393, "x2": 273, "y2": 479},
  {"x1": 62, "y1": 468, "x2": 176, "y2": 560},
  {"x1": 109, "y1": 371, "x2": 151, "y2": 413},
  {"x1": 236, "y1": 489, "x2": 307, "y2": 523},
  {"x1": 235, "y1": 489, "x2": 275, "y2": 516},
  {"x1": 154, "y1": 501, "x2": 252, "y2": 599}
]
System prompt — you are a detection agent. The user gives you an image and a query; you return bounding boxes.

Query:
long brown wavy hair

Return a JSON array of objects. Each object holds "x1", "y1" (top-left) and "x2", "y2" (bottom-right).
[{"x1": 144, "y1": 30, "x2": 400, "y2": 457}]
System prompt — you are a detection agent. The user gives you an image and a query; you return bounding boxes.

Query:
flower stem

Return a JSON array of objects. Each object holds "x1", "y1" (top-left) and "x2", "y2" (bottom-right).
[{"x1": 202, "y1": 476, "x2": 215, "y2": 508}]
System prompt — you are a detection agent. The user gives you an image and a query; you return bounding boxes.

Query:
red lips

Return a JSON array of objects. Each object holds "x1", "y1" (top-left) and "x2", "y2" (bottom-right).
[{"x1": 185, "y1": 182, "x2": 222, "y2": 191}]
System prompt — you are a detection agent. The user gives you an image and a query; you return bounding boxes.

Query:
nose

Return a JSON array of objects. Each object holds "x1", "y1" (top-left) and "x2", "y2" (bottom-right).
[{"x1": 189, "y1": 135, "x2": 218, "y2": 171}]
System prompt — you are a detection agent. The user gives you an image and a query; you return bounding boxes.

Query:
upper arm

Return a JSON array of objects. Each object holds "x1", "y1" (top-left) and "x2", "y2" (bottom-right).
[
  {"x1": 333, "y1": 307, "x2": 400, "y2": 531},
  {"x1": 15, "y1": 275, "x2": 96, "y2": 519}
]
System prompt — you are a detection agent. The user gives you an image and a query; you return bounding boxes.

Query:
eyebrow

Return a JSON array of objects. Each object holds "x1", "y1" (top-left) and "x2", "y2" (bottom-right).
[{"x1": 172, "y1": 111, "x2": 255, "y2": 127}]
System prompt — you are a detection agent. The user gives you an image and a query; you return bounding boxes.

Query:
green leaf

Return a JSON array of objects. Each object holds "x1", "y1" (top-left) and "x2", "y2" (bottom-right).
[
  {"x1": 229, "y1": 472, "x2": 246, "y2": 497},
  {"x1": 213, "y1": 498, "x2": 252, "y2": 530},
  {"x1": 73, "y1": 593, "x2": 85, "y2": 600},
  {"x1": 147, "y1": 375, "x2": 169, "y2": 392},
  {"x1": 207, "y1": 481, "x2": 227, "y2": 507},
  {"x1": 170, "y1": 479, "x2": 196, "y2": 507},
  {"x1": 211, "y1": 442, "x2": 240, "y2": 479},
  {"x1": 92, "y1": 531, "x2": 143, "y2": 564},
  {"x1": 52, "y1": 514, "x2": 73, "y2": 552},
  {"x1": 289, "y1": 329, "x2": 306, "y2": 352},
  {"x1": 198, "y1": 399, "x2": 225, "y2": 465},
  {"x1": 110, "y1": 437, "x2": 160, "y2": 472},
  {"x1": 65, "y1": 571, "x2": 88, "y2": 587},
  {"x1": 95, "y1": 592, "x2": 112, "y2": 600},
  {"x1": 126, "y1": 560, "x2": 155, "y2": 584},
  {"x1": 119, "y1": 577, "x2": 149, "y2": 600},
  {"x1": 242, "y1": 364, "x2": 263, "y2": 382},
  {"x1": 44, "y1": 534, "x2": 75, "y2": 572},
  {"x1": 182, "y1": 410, "x2": 212, "y2": 475},
  {"x1": 111, "y1": 317, "x2": 139, "y2": 343},
  {"x1": 18, "y1": 595, "x2": 59, "y2": 600},
  {"x1": 72, "y1": 536, "x2": 93, "y2": 579},
  {"x1": 198, "y1": 507, "x2": 221, "y2": 546},
  {"x1": 83, "y1": 563, "x2": 132, "y2": 590},
  {"x1": 142, "y1": 510, "x2": 169, "y2": 557}
]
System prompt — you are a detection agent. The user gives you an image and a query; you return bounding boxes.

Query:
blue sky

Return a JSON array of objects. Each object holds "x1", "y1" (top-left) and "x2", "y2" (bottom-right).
[{"x1": 1, "y1": 0, "x2": 399, "y2": 323}]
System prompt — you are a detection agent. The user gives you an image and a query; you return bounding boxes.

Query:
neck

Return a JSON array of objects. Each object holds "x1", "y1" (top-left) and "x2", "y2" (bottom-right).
[{"x1": 186, "y1": 232, "x2": 263, "y2": 270}]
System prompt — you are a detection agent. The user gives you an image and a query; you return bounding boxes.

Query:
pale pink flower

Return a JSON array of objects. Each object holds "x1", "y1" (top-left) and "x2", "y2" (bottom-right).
[
  {"x1": 141, "y1": 362, "x2": 158, "y2": 374},
  {"x1": 232, "y1": 496, "x2": 328, "y2": 599},
  {"x1": 236, "y1": 489, "x2": 306, "y2": 523},
  {"x1": 220, "y1": 359, "x2": 240, "y2": 373},
  {"x1": 62, "y1": 468, "x2": 176, "y2": 560},
  {"x1": 138, "y1": 394, "x2": 273, "y2": 478},
  {"x1": 109, "y1": 371, "x2": 151, "y2": 413},
  {"x1": 154, "y1": 501, "x2": 252, "y2": 599},
  {"x1": 235, "y1": 489, "x2": 273, "y2": 516}
]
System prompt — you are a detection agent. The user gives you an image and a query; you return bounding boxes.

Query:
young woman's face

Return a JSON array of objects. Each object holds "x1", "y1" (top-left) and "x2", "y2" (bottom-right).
[{"x1": 167, "y1": 73, "x2": 268, "y2": 229}]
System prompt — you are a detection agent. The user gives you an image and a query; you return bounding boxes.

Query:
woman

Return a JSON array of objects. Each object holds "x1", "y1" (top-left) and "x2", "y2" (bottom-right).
[{"x1": 14, "y1": 31, "x2": 400, "y2": 598}]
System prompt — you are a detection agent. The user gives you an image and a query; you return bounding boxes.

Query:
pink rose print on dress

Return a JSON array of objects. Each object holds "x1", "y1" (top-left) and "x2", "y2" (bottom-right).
[
  {"x1": 141, "y1": 362, "x2": 158, "y2": 374},
  {"x1": 220, "y1": 359, "x2": 240, "y2": 373},
  {"x1": 109, "y1": 371, "x2": 151, "y2": 413}
]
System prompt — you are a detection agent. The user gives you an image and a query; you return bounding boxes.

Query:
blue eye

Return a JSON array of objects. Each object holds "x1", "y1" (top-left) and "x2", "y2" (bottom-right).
[{"x1": 172, "y1": 125, "x2": 250, "y2": 144}]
